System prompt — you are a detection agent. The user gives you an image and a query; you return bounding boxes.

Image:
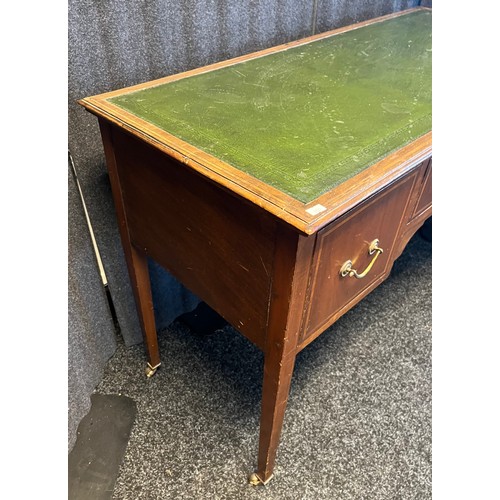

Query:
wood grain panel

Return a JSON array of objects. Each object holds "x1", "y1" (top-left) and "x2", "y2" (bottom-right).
[
  {"x1": 412, "y1": 159, "x2": 432, "y2": 218},
  {"x1": 393, "y1": 159, "x2": 432, "y2": 260},
  {"x1": 110, "y1": 125, "x2": 277, "y2": 349}
]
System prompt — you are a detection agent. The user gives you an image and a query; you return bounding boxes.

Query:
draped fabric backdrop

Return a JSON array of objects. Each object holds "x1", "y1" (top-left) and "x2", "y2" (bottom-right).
[{"x1": 68, "y1": 0, "x2": 424, "y2": 450}]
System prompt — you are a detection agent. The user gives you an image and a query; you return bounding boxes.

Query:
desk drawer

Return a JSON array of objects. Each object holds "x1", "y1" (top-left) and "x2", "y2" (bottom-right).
[
  {"x1": 412, "y1": 158, "x2": 432, "y2": 219},
  {"x1": 301, "y1": 172, "x2": 416, "y2": 343}
]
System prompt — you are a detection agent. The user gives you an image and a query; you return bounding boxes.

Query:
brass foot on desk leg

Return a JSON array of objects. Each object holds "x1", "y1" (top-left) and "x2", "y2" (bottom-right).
[
  {"x1": 145, "y1": 362, "x2": 161, "y2": 378},
  {"x1": 248, "y1": 472, "x2": 273, "y2": 486}
]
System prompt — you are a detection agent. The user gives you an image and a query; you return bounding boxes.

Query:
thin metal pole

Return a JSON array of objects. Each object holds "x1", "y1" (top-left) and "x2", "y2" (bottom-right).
[{"x1": 68, "y1": 150, "x2": 108, "y2": 287}]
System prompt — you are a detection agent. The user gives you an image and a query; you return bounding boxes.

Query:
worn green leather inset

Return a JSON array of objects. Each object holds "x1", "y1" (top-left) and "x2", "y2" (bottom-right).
[{"x1": 109, "y1": 10, "x2": 431, "y2": 203}]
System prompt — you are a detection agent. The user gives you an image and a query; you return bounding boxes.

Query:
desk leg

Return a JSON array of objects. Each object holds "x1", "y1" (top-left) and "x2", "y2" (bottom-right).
[
  {"x1": 250, "y1": 227, "x2": 314, "y2": 485},
  {"x1": 99, "y1": 119, "x2": 161, "y2": 376},
  {"x1": 128, "y1": 245, "x2": 161, "y2": 377},
  {"x1": 250, "y1": 349, "x2": 296, "y2": 485}
]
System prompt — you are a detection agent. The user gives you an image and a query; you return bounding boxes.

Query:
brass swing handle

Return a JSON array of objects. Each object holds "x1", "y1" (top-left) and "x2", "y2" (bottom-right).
[{"x1": 339, "y1": 239, "x2": 384, "y2": 279}]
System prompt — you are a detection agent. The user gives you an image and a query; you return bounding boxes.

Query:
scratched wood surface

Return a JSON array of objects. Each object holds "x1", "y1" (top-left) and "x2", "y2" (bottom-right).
[{"x1": 108, "y1": 10, "x2": 431, "y2": 204}]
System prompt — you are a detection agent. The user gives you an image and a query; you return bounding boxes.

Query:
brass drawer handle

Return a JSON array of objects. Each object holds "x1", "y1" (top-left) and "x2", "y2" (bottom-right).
[{"x1": 339, "y1": 239, "x2": 384, "y2": 279}]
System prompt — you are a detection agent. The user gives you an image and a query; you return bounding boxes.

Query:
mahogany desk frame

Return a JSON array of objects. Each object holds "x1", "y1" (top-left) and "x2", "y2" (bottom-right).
[{"x1": 80, "y1": 7, "x2": 432, "y2": 485}]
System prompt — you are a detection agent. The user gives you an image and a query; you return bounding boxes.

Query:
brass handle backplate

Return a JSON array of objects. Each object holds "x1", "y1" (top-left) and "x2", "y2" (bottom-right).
[{"x1": 339, "y1": 239, "x2": 384, "y2": 279}]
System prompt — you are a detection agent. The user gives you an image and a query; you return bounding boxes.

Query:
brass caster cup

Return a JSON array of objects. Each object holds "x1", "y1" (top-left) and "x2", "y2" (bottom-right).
[
  {"x1": 145, "y1": 363, "x2": 160, "y2": 378},
  {"x1": 248, "y1": 472, "x2": 273, "y2": 486}
]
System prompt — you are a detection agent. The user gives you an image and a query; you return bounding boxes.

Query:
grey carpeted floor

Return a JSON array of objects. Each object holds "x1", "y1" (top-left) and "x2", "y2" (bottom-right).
[{"x1": 95, "y1": 231, "x2": 431, "y2": 499}]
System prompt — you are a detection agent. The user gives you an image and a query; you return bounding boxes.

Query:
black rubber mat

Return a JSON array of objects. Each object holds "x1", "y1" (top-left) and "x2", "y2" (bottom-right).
[{"x1": 68, "y1": 394, "x2": 136, "y2": 500}]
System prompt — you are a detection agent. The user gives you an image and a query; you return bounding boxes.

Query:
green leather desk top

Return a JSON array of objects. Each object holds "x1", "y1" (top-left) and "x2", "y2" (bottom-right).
[{"x1": 108, "y1": 10, "x2": 431, "y2": 204}]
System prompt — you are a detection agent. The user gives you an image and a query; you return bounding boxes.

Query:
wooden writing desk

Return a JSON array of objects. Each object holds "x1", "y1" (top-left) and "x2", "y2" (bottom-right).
[{"x1": 79, "y1": 7, "x2": 431, "y2": 485}]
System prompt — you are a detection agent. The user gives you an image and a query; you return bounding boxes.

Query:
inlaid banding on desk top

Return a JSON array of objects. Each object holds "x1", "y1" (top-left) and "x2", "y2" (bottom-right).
[{"x1": 108, "y1": 10, "x2": 431, "y2": 204}]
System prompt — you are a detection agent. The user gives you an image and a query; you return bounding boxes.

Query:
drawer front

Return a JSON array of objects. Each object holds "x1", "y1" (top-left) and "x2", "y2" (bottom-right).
[
  {"x1": 301, "y1": 172, "x2": 416, "y2": 343},
  {"x1": 413, "y1": 159, "x2": 432, "y2": 218}
]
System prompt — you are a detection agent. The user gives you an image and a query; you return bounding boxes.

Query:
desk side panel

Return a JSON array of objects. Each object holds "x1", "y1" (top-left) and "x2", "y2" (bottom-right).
[{"x1": 109, "y1": 125, "x2": 276, "y2": 349}]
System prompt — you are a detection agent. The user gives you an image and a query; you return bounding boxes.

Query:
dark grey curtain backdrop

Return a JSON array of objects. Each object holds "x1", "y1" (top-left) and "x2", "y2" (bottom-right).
[{"x1": 68, "y1": 0, "x2": 421, "y2": 450}]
